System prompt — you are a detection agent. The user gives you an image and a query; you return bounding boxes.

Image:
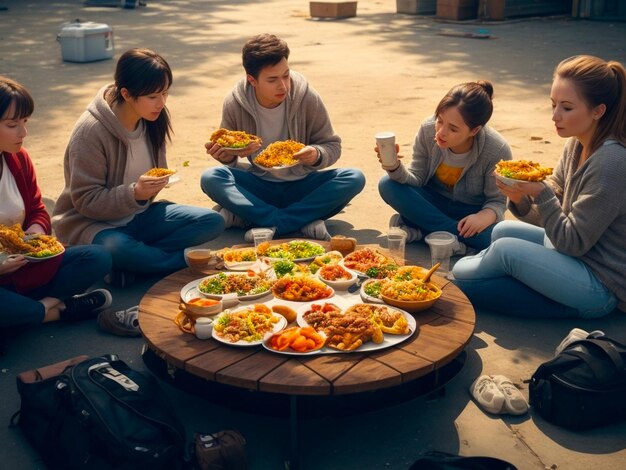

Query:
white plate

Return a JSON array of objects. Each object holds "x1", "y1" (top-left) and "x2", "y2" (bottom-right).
[
  {"x1": 316, "y1": 267, "x2": 358, "y2": 290},
  {"x1": 212, "y1": 309, "x2": 287, "y2": 347},
  {"x1": 262, "y1": 329, "x2": 326, "y2": 356},
  {"x1": 261, "y1": 240, "x2": 326, "y2": 263},
  {"x1": 253, "y1": 156, "x2": 299, "y2": 176},
  {"x1": 223, "y1": 260, "x2": 257, "y2": 271},
  {"x1": 494, "y1": 172, "x2": 536, "y2": 186},
  {"x1": 359, "y1": 279, "x2": 385, "y2": 304},
  {"x1": 293, "y1": 301, "x2": 416, "y2": 354},
  {"x1": 166, "y1": 175, "x2": 181, "y2": 185},
  {"x1": 24, "y1": 244, "x2": 65, "y2": 263},
  {"x1": 180, "y1": 273, "x2": 273, "y2": 302}
]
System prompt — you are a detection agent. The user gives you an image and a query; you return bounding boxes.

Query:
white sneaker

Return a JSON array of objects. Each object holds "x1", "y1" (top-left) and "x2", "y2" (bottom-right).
[
  {"x1": 470, "y1": 375, "x2": 506, "y2": 414},
  {"x1": 244, "y1": 227, "x2": 276, "y2": 243},
  {"x1": 214, "y1": 205, "x2": 249, "y2": 229},
  {"x1": 301, "y1": 220, "x2": 331, "y2": 241},
  {"x1": 389, "y1": 214, "x2": 422, "y2": 243},
  {"x1": 492, "y1": 375, "x2": 528, "y2": 415},
  {"x1": 554, "y1": 327, "x2": 605, "y2": 355}
]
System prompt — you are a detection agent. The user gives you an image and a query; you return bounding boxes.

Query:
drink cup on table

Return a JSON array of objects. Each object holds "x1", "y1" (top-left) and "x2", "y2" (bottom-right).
[
  {"x1": 185, "y1": 248, "x2": 212, "y2": 273},
  {"x1": 424, "y1": 231, "x2": 456, "y2": 278},
  {"x1": 375, "y1": 132, "x2": 397, "y2": 168},
  {"x1": 387, "y1": 227, "x2": 407, "y2": 266},
  {"x1": 251, "y1": 228, "x2": 274, "y2": 256}
]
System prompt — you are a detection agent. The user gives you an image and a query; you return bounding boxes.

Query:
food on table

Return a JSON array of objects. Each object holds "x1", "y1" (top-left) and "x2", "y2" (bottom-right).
[
  {"x1": 362, "y1": 279, "x2": 385, "y2": 299},
  {"x1": 495, "y1": 159, "x2": 553, "y2": 182},
  {"x1": 254, "y1": 140, "x2": 304, "y2": 168},
  {"x1": 342, "y1": 248, "x2": 392, "y2": 274},
  {"x1": 329, "y1": 235, "x2": 357, "y2": 255},
  {"x1": 271, "y1": 259, "x2": 303, "y2": 278},
  {"x1": 271, "y1": 304, "x2": 298, "y2": 323},
  {"x1": 302, "y1": 302, "x2": 383, "y2": 351},
  {"x1": 345, "y1": 303, "x2": 410, "y2": 335},
  {"x1": 267, "y1": 326, "x2": 325, "y2": 352},
  {"x1": 391, "y1": 265, "x2": 430, "y2": 281},
  {"x1": 380, "y1": 278, "x2": 440, "y2": 302},
  {"x1": 365, "y1": 263, "x2": 399, "y2": 279},
  {"x1": 257, "y1": 239, "x2": 325, "y2": 261},
  {"x1": 210, "y1": 128, "x2": 261, "y2": 148},
  {"x1": 318, "y1": 264, "x2": 353, "y2": 281},
  {"x1": 0, "y1": 223, "x2": 64, "y2": 258},
  {"x1": 198, "y1": 272, "x2": 273, "y2": 297},
  {"x1": 213, "y1": 304, "x2": 280, "y2": 343},
  {"x1": 308, "y1": 250, "x2": 343, "y2": 274},
  {"x1": 144, "y1": 167, "x2": 176, "y2": 177},
  {"x1": 222, "y1": 247, "x2": 257, "y2": 263},
  {"x1": 187, "y1": 297, "x2": 221, "y2": 308},
  {"x1": 272, "y1": 275, "x2": 333, "y2": 302}
]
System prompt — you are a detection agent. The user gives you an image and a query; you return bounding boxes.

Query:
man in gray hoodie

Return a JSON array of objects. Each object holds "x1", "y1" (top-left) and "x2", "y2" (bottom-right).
[{"x1": 201, "y1": 33, "x2": 365, "y2": 241}]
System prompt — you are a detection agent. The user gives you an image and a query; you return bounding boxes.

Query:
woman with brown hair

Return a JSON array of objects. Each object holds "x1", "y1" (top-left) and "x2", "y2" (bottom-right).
[
  {"x1": 452, "y1": 56, "x2": 626, "y2": 318},
  {"x1": 377, "y1": 81, "x2": 512, "y2": 252}
]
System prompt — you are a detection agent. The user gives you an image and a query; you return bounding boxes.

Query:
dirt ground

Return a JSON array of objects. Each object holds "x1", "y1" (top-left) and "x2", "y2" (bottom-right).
[{"x1": 2, "y1": 2, "x2": 626, "y2": 470}]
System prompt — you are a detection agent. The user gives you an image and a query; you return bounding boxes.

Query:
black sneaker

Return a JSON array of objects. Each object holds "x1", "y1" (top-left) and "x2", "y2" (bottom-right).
[
  {"x1": 97, "y1": 306, "x2": 141, "y2": 337},
  {"x1": 62, "y1": 289, "x2": 113, "y2": 322}
]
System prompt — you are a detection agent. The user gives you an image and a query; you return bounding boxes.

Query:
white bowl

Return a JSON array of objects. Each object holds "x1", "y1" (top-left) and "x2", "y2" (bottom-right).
[{"x1": 316, "y1": 265, "x2": 358, "y2": 290}]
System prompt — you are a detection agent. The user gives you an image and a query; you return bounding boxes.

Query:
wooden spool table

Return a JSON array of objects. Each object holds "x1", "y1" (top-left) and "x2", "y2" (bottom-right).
[{"x1": 138, "y1": 242, "x2": 475, "y2": 467}]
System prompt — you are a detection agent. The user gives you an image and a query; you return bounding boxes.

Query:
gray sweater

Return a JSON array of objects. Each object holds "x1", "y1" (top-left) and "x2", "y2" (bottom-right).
[
  {"x1": 510, "y1": 138, "x2": 626, "y2": 311},
  {"x1": 387, "y1": 116, "x2": 512, "y2": 222},
  {"x1": 220, "y1": 71, "x2": 341, "y2": 181},
  {"x1": 52, "y1": 85, "x2": 167, "y2": 245}
]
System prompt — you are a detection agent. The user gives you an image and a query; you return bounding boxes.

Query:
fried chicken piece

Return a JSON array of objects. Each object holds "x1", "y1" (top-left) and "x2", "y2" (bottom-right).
[
  {"x1": 210, "y1": 128, "x2": 261, "y2": 148},
  {"x1": 144, "y1": 168, "x2": 176, "y2": 177},
  {"x1": 495, "y1": 160, "x2": 553, "y2": 182}
]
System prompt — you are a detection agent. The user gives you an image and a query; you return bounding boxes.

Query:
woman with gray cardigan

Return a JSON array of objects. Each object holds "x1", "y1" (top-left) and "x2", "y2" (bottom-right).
[
  {"x1": 52, "y1": 48, "x2": 224, "y2": 287},
  {"x1": 452, "y1": 56, "x2": 626, "y2": 318},
  {"x1": 378, "y1": 81, "x2": 512, "y2": 253}
]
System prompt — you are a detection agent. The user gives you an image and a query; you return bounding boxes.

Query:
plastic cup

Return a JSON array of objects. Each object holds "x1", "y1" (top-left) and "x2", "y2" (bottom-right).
[
  {"x1": 375, "y1": 131, "x2": 397, "y2": 167},
  {"x1": 387, "y1": 228, "x2": 407, "y2": 266},
  {"x1": 184, "y1": 248, "x2": 212, "y2": 273},
  {"x1": 194, "y1": 317, "x2": 214, "y2": 340},
  {"x1": 424, "y1": 231, "x2": 457, "y2": 277},
  {"x1": 251, "y1": 228, "x2": 274, "y2": 253}
]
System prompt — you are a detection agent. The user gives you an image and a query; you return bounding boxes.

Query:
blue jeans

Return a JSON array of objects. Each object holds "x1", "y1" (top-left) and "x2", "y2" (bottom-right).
[
  {"x1": 93, "y1": 202, "x2": 224, "y2": 273},
  {"x1": 0, "y1": 245, "x2": 112, "y2": 328},
  {"x1": 200, "y1": 167, "x2": 365, "y2": 235},
  {"x1": 451, "y1": 220, "x2": 617, "y2": 318},
  {"x1": 378, "y1": 176, "x2": 493, "y2": 250}
]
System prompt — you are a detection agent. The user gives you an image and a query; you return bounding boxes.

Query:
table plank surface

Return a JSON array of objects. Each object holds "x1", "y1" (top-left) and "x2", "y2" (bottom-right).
[{"x1": 138, "y1": 242, "x2": 475, "y2": 396}]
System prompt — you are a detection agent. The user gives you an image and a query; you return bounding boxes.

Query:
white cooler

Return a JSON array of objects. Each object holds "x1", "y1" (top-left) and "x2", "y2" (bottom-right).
[{"x1": 57, "y1": 21, "x2": 114, "y2": 63}]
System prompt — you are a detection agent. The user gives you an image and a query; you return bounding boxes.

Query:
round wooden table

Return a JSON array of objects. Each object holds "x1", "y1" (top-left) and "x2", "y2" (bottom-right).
[{"x1": 138, "y1": 242, "x2": 475, "y2": 467}]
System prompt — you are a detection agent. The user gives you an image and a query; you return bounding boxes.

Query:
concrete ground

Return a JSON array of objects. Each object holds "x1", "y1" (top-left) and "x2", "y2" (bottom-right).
[{"x1": 1, "y1": 1, "x2": 626, "y2": 469}]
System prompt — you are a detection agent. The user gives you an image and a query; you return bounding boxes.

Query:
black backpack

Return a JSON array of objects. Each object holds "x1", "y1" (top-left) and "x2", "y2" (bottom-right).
[
  {"x1": 529, "y1": 334, "x2": 626, "y2": 430},
  {"x1": 11, "y1": 354, "x2": 186, "y2": 469}
]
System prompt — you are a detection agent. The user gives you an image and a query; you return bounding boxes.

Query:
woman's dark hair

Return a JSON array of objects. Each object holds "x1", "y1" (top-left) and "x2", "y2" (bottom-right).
[
  {"x1": 435, "y1": 80, "x2": 494, "y2": 130},
  {"x1": 0, "y1": 76, "x2": 34, "y2": 121},
  {"x1": 242, "y1": 34, "x2": 290, "y2": 79},
  {"x1": 110, "y1": 48, "x2": 173, "y2": 158},
  {"x1": 555, "y1": 55, "x2": 626, "y2": 154}
]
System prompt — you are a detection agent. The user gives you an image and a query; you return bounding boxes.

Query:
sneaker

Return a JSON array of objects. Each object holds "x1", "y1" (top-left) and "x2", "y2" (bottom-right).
[
  {"x1": 214, "y1": 205, "x2": 249, "y2": 229},
  {"x1": 104, "y1": 270, "x2": 136, "y2": 289},
  {"x1": 244, "y1": 226, "x2": 276, "y2": 243},
  {"x1": 389, "y1": 214, "x2": 422, "y2": 243},
  {"x1": 492, "y1": 375, "x2": 529, "y2": 415},
  {"x1": 97, "y1": 306, "x2": 140, "y2": 337},
  {"x1": 301, "y1": 220, "x2": 331, "y2": 241},
  {"x1": 470, "y1": 375, "x2": 506, "y2": 414},
  {"x1": 62, "y1": 289, "x2": 113, "y2": 321}
]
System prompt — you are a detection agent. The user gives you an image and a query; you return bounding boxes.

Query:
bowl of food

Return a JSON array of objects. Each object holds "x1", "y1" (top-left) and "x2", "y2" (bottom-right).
[
  {"x1": 380, "y1": 279, "x2": 442, "y2": 313},
  {"x1": 179, "y1": 297, "x2": 223, "y2": 319},
  {"x1": 316, "y1": 264, "x2": 357, "y2": 290}
]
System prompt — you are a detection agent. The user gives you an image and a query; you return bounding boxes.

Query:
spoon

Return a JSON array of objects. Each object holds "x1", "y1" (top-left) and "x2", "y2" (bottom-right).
[{"x1": 422, "y1": 262, "x2": 441, "y2": 284}]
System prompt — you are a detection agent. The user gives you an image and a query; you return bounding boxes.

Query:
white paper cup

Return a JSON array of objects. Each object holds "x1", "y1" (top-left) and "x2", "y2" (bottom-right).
[
  {"x1": 375, "y1": 131, "x2": 397, "y2": 167},
  {"x1": 251, "y1": 228, "x2": 274, "y2": 253},
  {"x1": 424, "y1": 231, "x2": 457, "y2": 276},
  {"x1": 194, "y1": 317, "x2": 214, "y2": 340}
]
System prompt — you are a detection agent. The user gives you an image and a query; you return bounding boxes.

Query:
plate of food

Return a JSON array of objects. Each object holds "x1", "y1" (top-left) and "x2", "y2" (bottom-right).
[
  {"x1": 252, "y1": 140, "x2": 304, "y2": 176},
  {"x1": 0, "y1": 224, "x2": 65, "y2": 262},
  {"x1": 316, "y1": 264, "x2": 358, "y2": 290},
  {"x1": 212, "y1": 303, "x2": 287, "y2": 347},
  {"x1": 380, "y1": 278, "x2": 443, "y2": 313},
  {"x1": 182, "y1": 272, "x2": 273, "y2": 301},
  {"x1": 341, "y1": 247, "x2": 395, "y2": 277},
  {"x1": 143, "y1": 167, "x2": 177, "y2": 178},
  {"x1": 222, "y1": 247, "x2": 258, "y2": 271},
  {"x1": 272, "y1": 274, "x2": 334, "y2": 302},
  {"x1": 359, "y1": 279, "x2": 385, "y2": 304},
  {"x1": 494, "y1": 159, "x2": 553, "y2": 186},
  {"x1": 308, "y1": 250, "x2": 343, "y2": 274},
  {"x1": 295, "y1": 301, "x2": 416, "y2": 353},
  {"x1": 257, "y1": 239, "x2": 325, "y2": 263},
  {"x1": 211, "y1": 128, "x2": 261, "y2": 149},
  {"x1": 262, "y1": 326, "x2": 326, "y2": 355}
]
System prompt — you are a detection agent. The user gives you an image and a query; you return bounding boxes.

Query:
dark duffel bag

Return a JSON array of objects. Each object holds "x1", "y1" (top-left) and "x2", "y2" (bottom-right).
[
  {"x1": 11, "y1": 354, "x2": 187, "y2": 469},
  {"x1": 529, "y1": 334, "x2": 626, "y2": 430}
]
